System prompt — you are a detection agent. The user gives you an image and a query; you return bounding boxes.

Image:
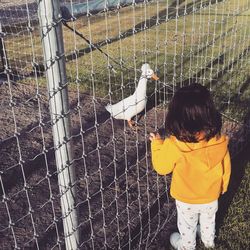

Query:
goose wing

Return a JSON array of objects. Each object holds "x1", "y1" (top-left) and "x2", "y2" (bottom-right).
[{"x1": 106, "y1": 94, "x2": 142, "y2": 120}]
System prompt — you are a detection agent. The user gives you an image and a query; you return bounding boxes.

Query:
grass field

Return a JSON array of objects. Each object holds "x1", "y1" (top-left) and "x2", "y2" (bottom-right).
[
  {"x1": 195, "y1": 154, "x2": 250, "y2": 249},
  {"x1": 215, "y1": 162, "x2": 250, "y2": 249},
  {"x1": 3, "y1": 0, "x2": 250, "y2": 120}
]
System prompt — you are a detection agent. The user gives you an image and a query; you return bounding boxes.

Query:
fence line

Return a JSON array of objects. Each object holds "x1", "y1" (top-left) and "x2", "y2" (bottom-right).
[{"x1": 0, "y1": 0, "x2": 250, "y2": 249}]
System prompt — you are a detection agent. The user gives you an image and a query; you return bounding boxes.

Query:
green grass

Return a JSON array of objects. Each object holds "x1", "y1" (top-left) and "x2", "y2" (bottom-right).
[
  {"x1": 196, "y1": 160, "x2": 250, "y2": 249},
  {"x1": 61, "y1": 0, "x2": 250, "y2": 111},
  {"x1": 6, "y1": 0, "x2": 250, "y2": 105}
]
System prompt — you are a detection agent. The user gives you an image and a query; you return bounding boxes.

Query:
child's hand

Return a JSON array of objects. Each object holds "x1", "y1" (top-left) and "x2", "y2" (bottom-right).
[{"x1": 149, "y1": 132, "x2": 161, "y2": 141}]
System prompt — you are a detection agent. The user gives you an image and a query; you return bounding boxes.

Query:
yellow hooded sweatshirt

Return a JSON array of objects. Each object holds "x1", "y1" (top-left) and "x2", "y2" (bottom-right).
[{"x1": 151, "y1": 135, "x2": 231, "y2": 204}]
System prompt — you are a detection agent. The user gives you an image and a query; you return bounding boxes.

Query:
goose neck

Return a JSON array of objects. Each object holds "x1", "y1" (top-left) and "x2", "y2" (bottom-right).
[{"x1": 134, "y1": 76, "x2": 148, "y2": 96}]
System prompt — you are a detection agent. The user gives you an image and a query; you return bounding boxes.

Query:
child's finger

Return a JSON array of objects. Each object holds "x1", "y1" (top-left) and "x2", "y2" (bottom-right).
[{"x1": 149, "y1": 133, "x2": 156, "y2": 141}]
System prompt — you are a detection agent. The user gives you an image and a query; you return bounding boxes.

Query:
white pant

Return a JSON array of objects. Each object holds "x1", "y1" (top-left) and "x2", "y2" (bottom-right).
[{"x1": 176, "y1": 200, "x2": 218, "y2": 250}]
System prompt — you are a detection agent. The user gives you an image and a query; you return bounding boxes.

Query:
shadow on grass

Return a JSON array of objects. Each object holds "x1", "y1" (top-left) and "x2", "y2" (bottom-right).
[
  {"x1": 64, "y1": 0, "x2": 224, "y2": 63},
  {"x1": 216, "y1": 107, "x2": 250, "y2": 234}
]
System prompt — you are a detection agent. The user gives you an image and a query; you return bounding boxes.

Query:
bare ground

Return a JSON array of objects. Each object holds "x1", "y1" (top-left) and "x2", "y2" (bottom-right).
[{"x1": 0, "y1": 81, "x2": 177, "y2": 249}]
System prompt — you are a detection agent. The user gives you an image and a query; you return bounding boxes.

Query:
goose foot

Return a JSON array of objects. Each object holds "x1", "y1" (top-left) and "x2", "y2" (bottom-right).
[{"x1": 127, "y1": 120, "x2": 136, "y2": 128}]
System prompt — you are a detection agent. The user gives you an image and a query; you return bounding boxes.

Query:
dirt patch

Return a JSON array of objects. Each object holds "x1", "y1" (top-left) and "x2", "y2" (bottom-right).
[{"x1": 0, "y1": 81, "x2": 177, "y2": 249}]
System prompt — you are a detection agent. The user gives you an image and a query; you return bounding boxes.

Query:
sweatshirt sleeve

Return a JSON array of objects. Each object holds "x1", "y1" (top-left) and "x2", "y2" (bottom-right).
[
  {"x1": 222, "y1": 149, "x2": 231, "y2": 193},
  {"x1": 151, "y1": 138, "x2": 180, "y2": 175}
]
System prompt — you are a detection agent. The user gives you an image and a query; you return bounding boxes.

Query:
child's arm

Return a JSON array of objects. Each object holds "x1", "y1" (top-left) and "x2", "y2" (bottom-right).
[
  {"x1": 150, "y1": 133, "x2": 179, "y2": 175},
  {"x1": 222, "y1": 150, "x2": 231, "y2": 194}
]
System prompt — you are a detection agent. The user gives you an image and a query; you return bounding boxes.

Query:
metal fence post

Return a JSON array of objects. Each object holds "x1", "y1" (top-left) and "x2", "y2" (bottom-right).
[
  {"x1": 37, "y1": 1, "x2": 79, "y2": 249},
  {"x1": 0, "y1": 23, "x2": 8, "y2": 74}
]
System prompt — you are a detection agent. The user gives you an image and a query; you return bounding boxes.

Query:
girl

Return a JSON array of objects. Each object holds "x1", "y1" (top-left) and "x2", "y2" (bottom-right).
[{"x1": 149, "y1": 84, "x2": 231, "y2": 249}]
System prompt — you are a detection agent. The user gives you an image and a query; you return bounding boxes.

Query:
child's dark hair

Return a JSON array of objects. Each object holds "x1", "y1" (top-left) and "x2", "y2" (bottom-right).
[{"x1": 165, "y1": 83, "x2": 222, "y2": 142}]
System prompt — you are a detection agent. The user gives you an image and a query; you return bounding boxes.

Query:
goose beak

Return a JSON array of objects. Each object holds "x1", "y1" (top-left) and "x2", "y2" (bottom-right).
[{"x1": 151, "y1": 73, "x2": 159, "y2": 81}]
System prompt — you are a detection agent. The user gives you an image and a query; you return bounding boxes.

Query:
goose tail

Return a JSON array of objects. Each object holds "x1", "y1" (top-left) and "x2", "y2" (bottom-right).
[{"x1": 105, "y1": 104, "x2": 112, "y2": 113}]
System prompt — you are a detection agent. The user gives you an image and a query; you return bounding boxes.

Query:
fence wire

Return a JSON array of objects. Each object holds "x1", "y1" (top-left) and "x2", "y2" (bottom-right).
[{"x1": 0, "y1": 0, "x2": 250, "y2": 249}]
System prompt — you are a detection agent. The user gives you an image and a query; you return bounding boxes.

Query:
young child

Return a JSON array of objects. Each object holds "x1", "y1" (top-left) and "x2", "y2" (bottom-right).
[{"x1": 149, "y1": 84, "x2": 231, "y2": 250}]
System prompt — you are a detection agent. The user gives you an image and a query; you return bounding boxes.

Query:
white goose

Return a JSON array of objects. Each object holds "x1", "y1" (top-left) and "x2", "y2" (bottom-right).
[{"x1": 105, "y1": 63, "x2": 159, "y2": 127}]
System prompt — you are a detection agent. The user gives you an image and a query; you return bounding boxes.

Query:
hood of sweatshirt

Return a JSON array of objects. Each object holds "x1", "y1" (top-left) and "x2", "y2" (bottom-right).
[{"x1": 170, "y1": 135, "x2": 229, "y2": 169}]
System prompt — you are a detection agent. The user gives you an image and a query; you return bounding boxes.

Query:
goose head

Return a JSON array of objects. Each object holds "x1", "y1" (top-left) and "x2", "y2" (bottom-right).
[{"x1": 141, "y1": 63, "x2": 159, "y2": 80}]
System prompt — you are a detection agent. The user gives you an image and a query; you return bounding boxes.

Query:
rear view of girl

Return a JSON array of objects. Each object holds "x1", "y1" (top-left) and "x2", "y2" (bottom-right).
[{"x1": 150, "y1": 84, "x2": 231, "y2": 249}]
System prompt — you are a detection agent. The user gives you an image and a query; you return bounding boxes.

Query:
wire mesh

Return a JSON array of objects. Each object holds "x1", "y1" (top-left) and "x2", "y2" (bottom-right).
[{"x1": 0, "y1": 0, "x2": 250, "y2": 249}]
